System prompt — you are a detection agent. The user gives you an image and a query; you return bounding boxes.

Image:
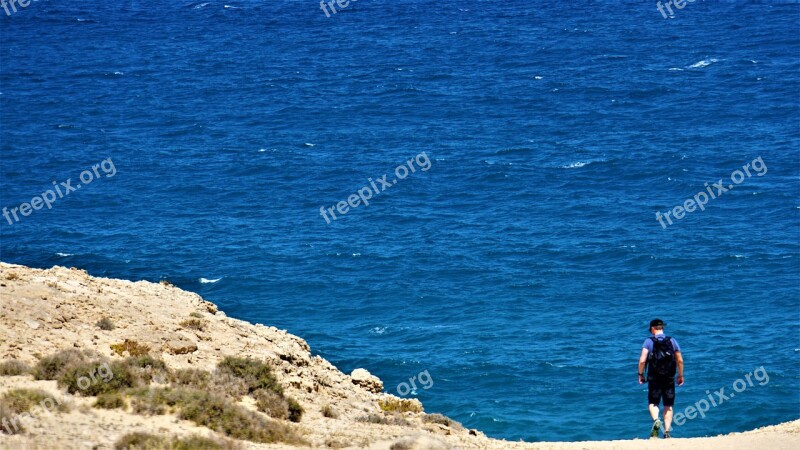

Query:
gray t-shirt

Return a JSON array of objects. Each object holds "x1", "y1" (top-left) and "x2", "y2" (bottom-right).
[{"x1": 643, "y1": 334, "x2": 681, "y2": 354}]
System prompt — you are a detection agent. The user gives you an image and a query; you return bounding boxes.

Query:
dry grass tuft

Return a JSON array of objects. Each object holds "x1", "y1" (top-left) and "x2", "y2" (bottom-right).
[
  {"x1": 179, "y1": 318, "x2": 206, "y2": 331},
  {"x1": 111, "y1": 340, "x2": 151, "y2": 357},
  {"x1": 378, "y1": 398, "x2": 423, "y2": 414},
  {"x1": 321, "y1": 404, "x2": 338, "y2": 419}
]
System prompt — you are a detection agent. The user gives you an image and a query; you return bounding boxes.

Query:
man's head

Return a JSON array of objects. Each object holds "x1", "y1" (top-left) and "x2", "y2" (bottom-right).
[{"x1": 649, "y1": 318, "x2": 666, "y2": 334}]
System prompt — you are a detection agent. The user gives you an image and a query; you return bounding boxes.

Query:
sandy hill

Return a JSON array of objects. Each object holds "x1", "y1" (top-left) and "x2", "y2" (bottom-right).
[{"x1": 0, "y1": 262, "x2": 797, "y2": 450}]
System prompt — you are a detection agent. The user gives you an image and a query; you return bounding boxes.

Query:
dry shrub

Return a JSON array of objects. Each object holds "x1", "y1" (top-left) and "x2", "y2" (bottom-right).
[
  {"x1": 127, "y1": 387, "x2": 306, "y2": 445},
  {"x1": 357, "y1": 412, "x2": 409, "y2": 426},
  {"x1": 1, "y1": 389, "x2": 69, "y2": 415},
  {"x1": 423, "y1": 413, "x2": 462, "y2": 429},
  {"x1": 189, "y1": 312, "x2": 203, "y2": 319},
  {"x1": 94, "y1": 392, "x2": 127, "y2": 410},
  {"x1": 32, "y1": 349, "x2": 91, "y2": 380},
  {"x1": 97, "y1": 317, "x2": 116, "y2": 331},
  {"x1": 254, "y1": 389, "x2": 288, "y2": 419},
  {"x1": 5, "y1": 272, "x2": 19, "y2": 280},
  {"x1": 0, "y1": 399, "x2": 23, "y2": 435},
  {"x1": 124, "y1": 355, "x2": 169, "y2": 384},
  {"x1": 115, "y1": 432, "x2": 240, "y2": 450},
  {"x1": 114, "y1": 432, "x2": 167, "y2": 449},
  {"x1": 0, "y1": 360, "x2": 30, "y2": 376}
]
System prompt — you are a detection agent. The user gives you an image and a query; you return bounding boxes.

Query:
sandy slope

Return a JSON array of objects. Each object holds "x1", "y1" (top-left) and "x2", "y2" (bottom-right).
[{"x1": 0, "y1": 262, "x2": 797, "y2": 450}]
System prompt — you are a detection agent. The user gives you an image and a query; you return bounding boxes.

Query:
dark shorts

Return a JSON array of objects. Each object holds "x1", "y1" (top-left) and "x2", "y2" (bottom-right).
[{"x1": 648, "y1": 377, "x2": 675, "y2": 407}]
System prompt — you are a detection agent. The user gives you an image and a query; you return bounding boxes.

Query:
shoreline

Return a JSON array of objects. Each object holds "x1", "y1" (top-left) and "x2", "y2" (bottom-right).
[{"x1": 0, "y1": 262, "x2": 797, "y2": 449}]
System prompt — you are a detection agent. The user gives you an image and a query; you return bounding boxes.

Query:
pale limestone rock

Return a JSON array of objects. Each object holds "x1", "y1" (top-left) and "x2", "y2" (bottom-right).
[{"x1": 351, "y1": 368, "x2": 383, "y2": 393}]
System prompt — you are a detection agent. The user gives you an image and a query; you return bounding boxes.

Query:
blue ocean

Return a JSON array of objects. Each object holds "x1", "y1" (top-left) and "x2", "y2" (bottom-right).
[{"x1": 1, "y1": 0, "x2": 798, "y2": 442}]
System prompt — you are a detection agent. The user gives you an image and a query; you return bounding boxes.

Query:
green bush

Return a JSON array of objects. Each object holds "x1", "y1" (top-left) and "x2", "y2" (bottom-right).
[
  {"x1": 59, "y1": 361, "x2": 136, "y2": 396},
  {"x1": 286, "y1": 397, "x2": 303, "y2": 423},
  {"x1": 0, "y1": 360, "x2": 30, "y2": 376},
  {"x1": 216, "y1": 357, "x2": 281, "y2": 395}
]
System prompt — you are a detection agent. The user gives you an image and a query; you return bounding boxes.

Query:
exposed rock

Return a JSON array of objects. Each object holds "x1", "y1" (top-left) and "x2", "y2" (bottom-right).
[
  {"x1": 351, "y1": 368, "x2": 383, "y2": 393},
  {"x1": 163, "y1": 339, "x2": 197, "y2": 355}
]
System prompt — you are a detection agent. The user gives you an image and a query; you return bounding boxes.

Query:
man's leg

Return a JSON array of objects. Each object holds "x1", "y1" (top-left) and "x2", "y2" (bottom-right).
[
  {"x1": 663, "y1": 406, "x2": 673, "y2": 434},
  {"x1": 648, "y1": 380, "x2": 663, "y2": 438},
  {"x1": 648, "y1": 403, "x2": 660, "y2": 421},
  {"x1": 662, "y1": 380, "x2": 676, "y2": 437}
]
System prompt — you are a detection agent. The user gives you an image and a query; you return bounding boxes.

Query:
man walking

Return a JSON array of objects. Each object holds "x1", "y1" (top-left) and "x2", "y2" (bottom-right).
[{"x1": 638, "y1": 319, "x2": 684, "y2": 438}]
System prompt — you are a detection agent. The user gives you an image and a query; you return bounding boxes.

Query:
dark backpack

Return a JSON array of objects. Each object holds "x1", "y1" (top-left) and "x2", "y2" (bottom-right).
[{"x1": 647, "y1": 336, "x2": 677, "y2": 379}]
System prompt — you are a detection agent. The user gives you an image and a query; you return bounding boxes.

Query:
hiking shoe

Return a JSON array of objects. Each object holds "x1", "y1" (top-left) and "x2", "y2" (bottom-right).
[
  {"x1": 650, "y1": 419, "x2": 662, "y2": 438},
  {"x1": 664, "y1": 430, "x2": 671, "y2": 439}
]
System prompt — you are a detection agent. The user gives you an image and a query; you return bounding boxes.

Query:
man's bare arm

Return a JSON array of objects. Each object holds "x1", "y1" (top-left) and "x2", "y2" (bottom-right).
[
  {"x1": 638, "y1": 348, "x2": 648, "y2": 383},
  {"x1": 675, "y1": 350, "x2": 684, "y2": 385}
]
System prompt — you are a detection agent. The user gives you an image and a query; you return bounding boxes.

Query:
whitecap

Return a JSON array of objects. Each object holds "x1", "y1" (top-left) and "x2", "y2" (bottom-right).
[
  {"x1": 224, "y1": 5, "x2": 239, "y2": 9},
  {"x1": 688, "y1": 58, "x2": 719, "y2": 69},
  {"x1": 534, "y1": 75, "x2": 543, "y2": 80},
  {"x1": 370, "y1": 327, "x2": 386, "y2": 335},
  {"x1": 194, "y1": 2, "x2": 209, "y2": 8},
  {"x1": 113, "y1": 71, "x2": 124, "y2": 75},
  {"x1": 199, "y1": 277, "x2": 222, "y2": 284},
  {"x1": 55, "y1": 252, "x2": 73, "y2": 257},
  {"x1": 669, "y1": 67, "x2": 683, "y2": 71},
  {"x1": 561, "y1": 161, "x2": 589, "y2": 169},
  {"x1": 352, "y1": 253, "x2": 361, "y2": 257},
  {"x1": 303, "y1": 142, "x2": 315, "y2": 147}
]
